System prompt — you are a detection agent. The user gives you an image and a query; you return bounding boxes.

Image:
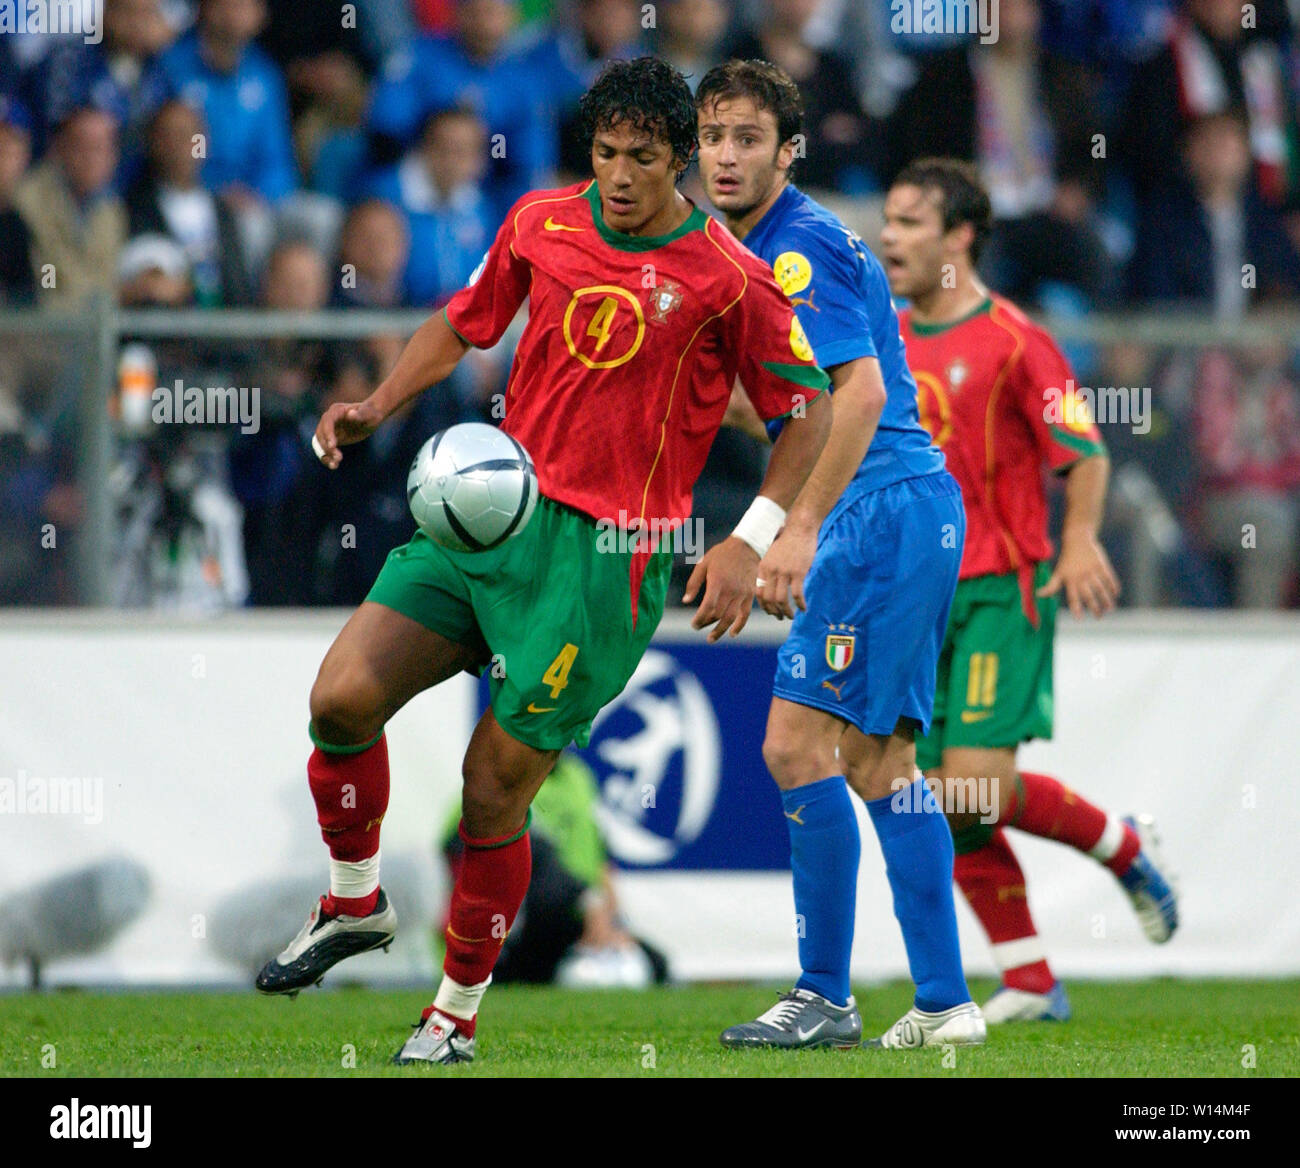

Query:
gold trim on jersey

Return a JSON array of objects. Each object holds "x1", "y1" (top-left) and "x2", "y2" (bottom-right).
[
  {"x1": 983, "y1": 300, "x2": 1028, "y2": 572},
  {"x1": 635, "y1": 218, "x2": 748, "y2": 526},
  {"x1": 508, "y1": 184, "x2": 592, "y2": 259}
]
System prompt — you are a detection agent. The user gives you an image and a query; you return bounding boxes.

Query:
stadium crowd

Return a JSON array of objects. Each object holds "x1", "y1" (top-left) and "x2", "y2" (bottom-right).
[{"x1": 3, "y1": 0, "x2": 1300, "y2": 609}]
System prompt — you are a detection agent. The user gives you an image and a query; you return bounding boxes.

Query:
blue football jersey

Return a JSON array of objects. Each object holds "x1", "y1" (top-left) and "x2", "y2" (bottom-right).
[{"x1": 743, "y1": 184, "x2": 944, "y2": 499}]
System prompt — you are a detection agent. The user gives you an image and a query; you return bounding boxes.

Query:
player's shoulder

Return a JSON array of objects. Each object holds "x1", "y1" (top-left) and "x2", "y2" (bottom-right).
[
  {"x1": 505, "y1": 180, "x2": 596, "y2": 236},
  {"x1": 989, "y1": 293, "x2": 1046, "y2": 343},
  {"x1": 695, "y1": 216, "x2": 778, "y2": 296},
  {"x1": 771, "y1": 190, "x2": 854, "y2": 262}
]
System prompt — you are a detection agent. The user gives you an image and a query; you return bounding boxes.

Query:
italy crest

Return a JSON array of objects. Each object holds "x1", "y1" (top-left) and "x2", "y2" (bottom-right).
[{"x1": 826, "y1": 632, "x2": 855, "y2": 672}]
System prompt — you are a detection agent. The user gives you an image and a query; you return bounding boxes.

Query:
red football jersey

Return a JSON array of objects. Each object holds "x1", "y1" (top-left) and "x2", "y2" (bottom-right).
[
  {"x1": 444, "y1": 180, "x2": 827, "y2": 528},
  {"x1": 899, "y1": 295, "x2": 1106, "y2": 584}
]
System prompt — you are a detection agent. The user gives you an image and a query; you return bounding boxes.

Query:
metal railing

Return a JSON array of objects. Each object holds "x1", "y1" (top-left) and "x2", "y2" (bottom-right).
[{"x1": 4, "y1": 298, "x2": 1296, "y2": 607}]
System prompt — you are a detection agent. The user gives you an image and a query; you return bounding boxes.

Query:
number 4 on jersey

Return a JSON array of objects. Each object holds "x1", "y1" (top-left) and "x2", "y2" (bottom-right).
[{"x1": 542, "y1": 643, "x2": 579, "y2": 699}]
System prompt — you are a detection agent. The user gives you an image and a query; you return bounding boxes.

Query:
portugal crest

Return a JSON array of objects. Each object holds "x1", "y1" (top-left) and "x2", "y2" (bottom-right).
[
  {"x1": 826, "y1": 631, "x2": 855, "y2": 672},
  {"x1": 649, "y1": 280, "x2": 683, "y2": 323}
]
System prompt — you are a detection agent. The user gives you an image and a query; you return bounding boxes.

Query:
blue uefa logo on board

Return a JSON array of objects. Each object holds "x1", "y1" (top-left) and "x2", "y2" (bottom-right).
[{"x1": 476, "y1": 640, "x2": 790, "y2": 869}]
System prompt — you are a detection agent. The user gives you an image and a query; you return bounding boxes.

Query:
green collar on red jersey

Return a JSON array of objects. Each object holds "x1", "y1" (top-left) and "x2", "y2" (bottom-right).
[
  {"x1": 583, "y1": 181, "x2": 708, "y2": 251},
  {"x1": 908, "y1": 296, "x2": 994, "y2": 336}
]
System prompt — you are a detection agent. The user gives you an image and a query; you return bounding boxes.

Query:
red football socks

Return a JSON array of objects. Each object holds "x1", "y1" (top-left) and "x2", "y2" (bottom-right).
[
  {"x1": 307, "y1": 727, "x2": 390, "y2": 917},
  {"x1": 1009, "y1": 771, "x2": 1140, "y2": 876},
  {"x1": 954, "y1": 828, "x2": 1056, "y2": 994},
  {"x1": 443, "y1": 816, "x2": 532, "y2": 987}
]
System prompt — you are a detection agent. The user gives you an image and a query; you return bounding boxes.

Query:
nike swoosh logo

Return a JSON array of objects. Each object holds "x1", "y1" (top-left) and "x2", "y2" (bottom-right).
[
  {"x1": 794, "y1": 1019, "x2": 827, "y2": 1042},
  {"x1": 544, "y1": 217, "x2": 583, "y2": 232},
  {"x1": 527, "y1": 702, "x2": 557, "y2": 713},
  {"x1": 960, "y1": 710, "x2": 993, "y2": 723}
]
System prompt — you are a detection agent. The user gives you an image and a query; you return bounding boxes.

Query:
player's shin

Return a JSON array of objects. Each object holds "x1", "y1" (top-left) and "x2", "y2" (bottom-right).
[
  {"x1": 783, "y1": 776, "x2": 860, "y2": 1008},
  {"x1": 1008, "y1": 771, "x2": 1140, "y2": 875},
  {"x1": 307, "y1": 724, "x2": 390, "y2": 917},
  {"x1": 436, "y1": 812, "x2": 533, "y2": 1034},
  {"x1": 952, "y1": 824, "x2": 1056, "y2": 993},
  {"x1": 866, "y1": 777, "x2": 971, "y2": 1011}
]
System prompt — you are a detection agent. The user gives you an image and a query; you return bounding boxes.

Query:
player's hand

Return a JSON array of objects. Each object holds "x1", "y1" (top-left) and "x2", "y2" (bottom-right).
[
  {"x1": 684, "y1": 536, "x2": 760, "y2": 643},
  {"x1": 756, "y1": 523, "x2": 816, "y2": 619},
  {"x1": 1037, "y1": 530, "x2": 1121, "y2": 618},
  {"x1": 312, "y1": 400, "x2": 385, "y2": 469}
]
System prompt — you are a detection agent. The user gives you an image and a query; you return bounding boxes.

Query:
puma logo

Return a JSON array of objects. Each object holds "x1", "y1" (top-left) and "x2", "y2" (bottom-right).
[
  {"x1": 821, "y1": 679, "x2": 844, "y2": 700},
  {"x1": 785, "y1": 806, "x2": 806, "y2": 825}
]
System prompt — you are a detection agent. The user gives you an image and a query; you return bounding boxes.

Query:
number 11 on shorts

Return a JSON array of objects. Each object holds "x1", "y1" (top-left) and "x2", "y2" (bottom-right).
[{"x1": 542, "y1": 643, "x2": 579, "y2": 699}]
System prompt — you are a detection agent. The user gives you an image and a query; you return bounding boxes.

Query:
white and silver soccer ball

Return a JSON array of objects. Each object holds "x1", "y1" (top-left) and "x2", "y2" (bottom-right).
[{"x1": 406, "y1": 422, "x2": 538, "y2": 552}]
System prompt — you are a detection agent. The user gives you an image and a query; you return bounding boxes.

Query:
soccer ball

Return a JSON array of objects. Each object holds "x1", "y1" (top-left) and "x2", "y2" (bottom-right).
[{"x1": 406, "y1": 422, "x2": 538, "y2": 552}]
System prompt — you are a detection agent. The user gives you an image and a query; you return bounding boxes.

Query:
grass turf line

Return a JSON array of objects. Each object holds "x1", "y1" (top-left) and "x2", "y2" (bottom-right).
[{"x1": 1, "y1": 980, "x2": 1296, "y2": 1078}]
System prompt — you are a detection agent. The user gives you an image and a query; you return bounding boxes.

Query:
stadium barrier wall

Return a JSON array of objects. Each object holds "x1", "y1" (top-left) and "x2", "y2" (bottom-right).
[{"x1": 1, "y1": 609, "x2": 1296, "y2": 987}]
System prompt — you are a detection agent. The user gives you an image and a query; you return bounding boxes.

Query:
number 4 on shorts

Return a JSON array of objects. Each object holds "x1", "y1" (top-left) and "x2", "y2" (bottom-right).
[{"x1": 542, "y1": 643, "x2": 579, "y2": 699}]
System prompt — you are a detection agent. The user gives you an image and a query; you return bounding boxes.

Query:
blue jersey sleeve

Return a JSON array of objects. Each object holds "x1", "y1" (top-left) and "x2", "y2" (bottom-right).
[{"x1": 768, "y1": 223, "x2": 877, "y2": 371}]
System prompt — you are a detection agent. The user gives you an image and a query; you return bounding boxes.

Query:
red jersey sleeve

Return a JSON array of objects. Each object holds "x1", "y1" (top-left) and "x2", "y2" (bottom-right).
[
  {"x1": 728, "y1": 258, "x2": 830, "y2": 421},
  {"x1": 443, "y1": 201, "x2": 531, "y2": 349},
  {"x1": 1016, "y1": 322, "x2": 1107, "y2": 472}
]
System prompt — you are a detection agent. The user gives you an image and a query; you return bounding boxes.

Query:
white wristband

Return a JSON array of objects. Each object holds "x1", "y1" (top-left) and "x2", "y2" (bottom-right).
[{"x1": 732, "y1": 495, "x2": 786, "y2": 558}]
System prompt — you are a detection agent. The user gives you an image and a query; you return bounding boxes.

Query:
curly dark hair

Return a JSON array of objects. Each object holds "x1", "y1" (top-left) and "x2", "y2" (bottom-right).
[
  {"x1": 892, "y1": 158, "x2": 993, "y2": 264},
  {"x1": 578, "y1": 57, "x2": 698, "y2": 173}
]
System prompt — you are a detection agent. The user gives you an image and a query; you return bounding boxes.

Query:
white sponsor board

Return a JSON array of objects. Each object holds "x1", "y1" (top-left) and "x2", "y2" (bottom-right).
[{"x1": 0, "y1": 610, "x2": 1296, "y2": 986}]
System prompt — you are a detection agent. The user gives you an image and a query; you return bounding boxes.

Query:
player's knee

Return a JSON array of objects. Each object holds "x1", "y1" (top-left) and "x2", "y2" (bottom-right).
[
  {"x1": 460, "y1": 760, "x2": 522, "y2": 837},
  {"x1": 762, "y1": 730, "x2": 832, "y2": 790},
  {"x1": 309, "y1": 663, "x2": 386, "y2": 746}
]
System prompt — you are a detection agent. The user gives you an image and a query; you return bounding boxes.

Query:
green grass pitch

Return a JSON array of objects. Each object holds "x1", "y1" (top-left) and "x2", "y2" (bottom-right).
[{"x1": 2, "y1": 980, "x2": 1296, "y2": 1078}]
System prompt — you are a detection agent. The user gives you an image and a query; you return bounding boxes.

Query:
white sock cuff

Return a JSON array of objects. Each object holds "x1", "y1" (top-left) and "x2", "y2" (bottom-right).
[
  {"x1": 991, "y1": 935, "x2": 1046, "y2": 972},
  {"x1": 434, "y1": 973, "x2": 492, "y2": 1020},
  {"x1": 1088, "y1": 815, "x2": 1125, "y2": 862},
  {"x1": 330, "y1": 852, "x2": 380, "y2": 901}
]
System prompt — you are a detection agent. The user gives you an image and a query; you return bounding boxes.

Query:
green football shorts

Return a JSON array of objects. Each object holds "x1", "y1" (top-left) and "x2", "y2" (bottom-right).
[
  {"x1": 915, "y1": 561, "x2": 1056, "y2": 773},
  {"x1": 366, "y1": 497, "x2": 672, "y2": 751}
]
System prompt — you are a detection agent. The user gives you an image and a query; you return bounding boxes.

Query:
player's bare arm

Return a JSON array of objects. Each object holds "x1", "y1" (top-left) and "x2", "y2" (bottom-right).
[
  {"x1": 723, "y1": 381, "x2": 771, "y2": 442},
  {"x1": 313, "y1": 312, "x2": 471, "y2": 468},
  {"x1": 757, "y1": 357, "x2": 887, "y2": 619},
  {"x1": 1037, "y1": 454, "x2": 1121, "y2": 619},
  {"x1": 685, "y1": 387, "x2": 831, "y2": 643}
]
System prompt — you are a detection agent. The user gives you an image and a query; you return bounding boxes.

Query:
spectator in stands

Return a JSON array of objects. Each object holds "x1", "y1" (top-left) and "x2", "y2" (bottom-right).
[
  {"x1": 1039, "y1": 0, "x2": 1172, "y2": 64},
  {"x1": 539, "y1": 0, "x2": 646, "y2": 178},
  {"x1": 258, "y1": 0, "x2": 381, "y2": 200},
  {"x1": 885, "y1": 0, "x2": 1111, "y2": 307},
  {"x1": 25, "y1": 0, "x2": 174, "y2": 182},
  {"x1": 364, "y1": 107, "x2": 494, "y2": 306},
  {"x1": 654, "y1": 0, "x2": 729, "y2": 92},
  {"x1": 157, "y1": 0, "x2": 298, "y2": 204},
  {"x1": 0, "y1": 96, "x2": 35, "y2": 305},
  {"x1": 1193, "y1": 342, "x2": 1300, "y2": 607},
  {"x1": 124, "y1": 99, "x2": 254, "y2": 307},
  {"x1": 727, "y1": 0, "x2": 878, "y2": 192},
  {"x1": 14, "y1": 108, "x2": 126, "y2": 307},
  {"x1": 1128, "y1": 112, "x2": 1300, "y2": 315},
  {"x1": 228, "y1": 241, "x2": 333, "y2": 605},
  {"x1": 314, "y1": 339, "x2": 464, "y2": 604},
  {"x1": 1120, "y1": 0, "x2": 1300, "y2": 213},
  {"x1": 332, "y1": 199, "x2": 410, "y2": 309},
  {"x1": 367, "y1": 0, "x2": 553, "y2": 217}
]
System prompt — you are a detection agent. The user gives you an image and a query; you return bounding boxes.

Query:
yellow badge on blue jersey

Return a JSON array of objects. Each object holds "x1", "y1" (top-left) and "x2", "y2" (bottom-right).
[
  {"x1": 773, "y1": 251, "x2": 813, "y2": 297},
  {"x1": 789, "y1": 315, "x2": 814, "y2": 362}
]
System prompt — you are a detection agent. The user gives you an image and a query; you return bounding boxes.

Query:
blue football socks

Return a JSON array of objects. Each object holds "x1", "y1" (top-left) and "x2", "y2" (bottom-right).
[
  {"x1": 782, "y1": 776, "x2": 861, "y2": 1008},
  {"x1": 866, "y1": 777, "x2": 971, "y2": 1012}
]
